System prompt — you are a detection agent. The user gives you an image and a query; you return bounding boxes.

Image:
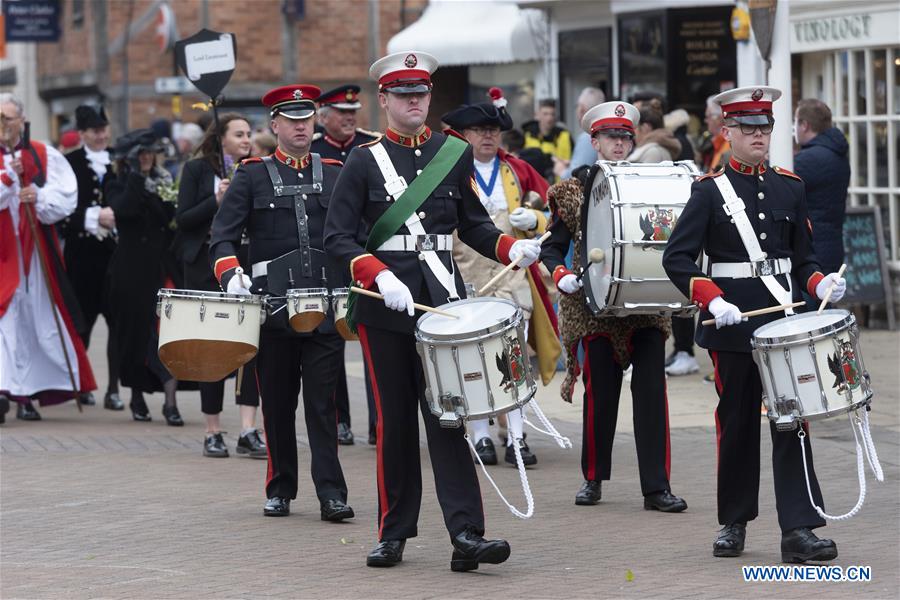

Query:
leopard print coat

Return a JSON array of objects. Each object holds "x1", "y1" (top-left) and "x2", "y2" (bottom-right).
[{"x1": 549, "y1": 178, "x2": 670, "y2": 403}]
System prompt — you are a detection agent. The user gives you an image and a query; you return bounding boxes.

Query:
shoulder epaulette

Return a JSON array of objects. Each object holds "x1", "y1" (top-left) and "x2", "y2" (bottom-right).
[
  {"x1": 312, "y1": 132, "x2": 323, "y2": 141},
  {"x1": 321, "y1": 158, "x2": 343, "y2": 166},
  {"x1": 356, "y1": 127, "x2": 381, "y2": 138},
  {"x1": 697, "y1": 168, "x2": 725, "y2": 182},
  {"x1": 240, "y1": 157, "x2": 263, "y2": 165},
  {"x1": 359, "y1": 136, "x2": 383, "y2": 148},
  {"x1": 773, "y1": 166, "x2": 802, "y2": 181}
]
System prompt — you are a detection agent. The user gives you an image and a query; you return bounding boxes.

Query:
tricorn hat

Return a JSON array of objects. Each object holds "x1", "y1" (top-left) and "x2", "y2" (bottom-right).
[{"x1": 75, "y1": 105, "x2": 109, "y2": 131}]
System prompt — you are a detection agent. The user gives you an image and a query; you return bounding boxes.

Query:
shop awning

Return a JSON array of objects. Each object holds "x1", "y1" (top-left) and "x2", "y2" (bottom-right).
[{"x1": 387, "y1": 1, "x2": 547, "y2": 66}]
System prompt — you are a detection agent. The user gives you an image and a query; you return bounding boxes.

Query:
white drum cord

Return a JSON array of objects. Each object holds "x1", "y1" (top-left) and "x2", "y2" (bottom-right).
[
  {"x1": 799, "y1": 410, "x2": 883, "y2": 521},
  {"x1": 466, "y1": 433, "x2": 534, "y2": 519},
  {"x1": 522, "y1": 399, "x2": 573, "y2": 449}
]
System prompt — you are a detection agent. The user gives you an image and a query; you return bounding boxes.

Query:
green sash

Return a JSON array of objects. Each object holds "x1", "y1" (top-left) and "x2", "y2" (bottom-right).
[{"x1": 346, "y1": 135, "x2": 467, "y2": 332}]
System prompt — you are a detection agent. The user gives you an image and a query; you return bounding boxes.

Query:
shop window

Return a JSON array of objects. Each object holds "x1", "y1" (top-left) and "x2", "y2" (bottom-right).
[
  {"x1": 873, "y1": 50, "x2": 887, "y2": 115},
  {"x1": 854, "y1": 122, "x2": 868, "y2": 186},
  {"x1": 558, "y1": 27, "x2": 611, "y2": 124},
  {"x1": 874, "y1": 121, "x2": 889, "y2": 188},
  {"x1": 72, "y1": 0, "x2": 85, "y2": 29},
  {"x1": 894, "y1": 51, "x2": 900, "y2": 115},
  {"x1": 854, "y1": 51, "x2": 867, "y2": 115},
  {"x1": 837, "y1": 51, "x2": 849, "y2": 117}
]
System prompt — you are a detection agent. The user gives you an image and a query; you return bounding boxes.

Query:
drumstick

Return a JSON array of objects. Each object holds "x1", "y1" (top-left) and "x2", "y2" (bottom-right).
[
  {"x1": 478, "y1": 231, "x2": 552, "y2": 295},
  {"x1": 816, "y1": 263, "x2": 847, "y2": 314},
  {"x1": 350, "y1": 286, "x2": 459, "y2": 319},
  {"x1": 700, "y1": 301, "x2": 805, "y2": 326}
]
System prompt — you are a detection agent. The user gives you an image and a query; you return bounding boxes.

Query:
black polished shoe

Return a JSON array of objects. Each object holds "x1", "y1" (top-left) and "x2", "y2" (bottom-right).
[
  {"x1": 713, "y1": 523, "x2": 746, "y2": 557},
  {"x1": 504, "y1": 438, "x2": 537, "y2": 467},
  {"x1": 236, "y1": 430, "x2": 267, "y2": 458},
  {"x1": 366, "y1": 540, "x2": 405, "y2": 567},
  {"x1": 0, "y1": 394, "x2": 9, "y2": 424},
  {"x1": 450, "y1": 527, "x2": 511, "y2": 572},
  {"x1": 368, "y1": 429, "x2": 376, "y2": 445},
  {"x1": 162, "y1": 405, "x2": 184, "y2": 427},
  {"x1": 79, "y1": 392, "x2": 96, "y2": 406},
  {"x1": 337, "y1": 422, "x2": 355, "y2": 445},
  {"x1": 643, "y1": 490, "x2": 688, "y2": 513},
  {"x1": 781, "y1": 527, "x2": 838, "y2": 563},
  {"x1": 203, "y1": 432, "x2": 229, "y2": 458},
  {"x1": 474, "y1": 437, "x2": 497, "y2": 465},
  {"x1": 16, "y1": 400, "x2": 42, "y2": 421},
  {"x1": 575, "y1": 480, "x2": 601, "y2": 505},
  {"x1": 263, "y1": 496, "x2": 291, "y2": 517},
  {"x1": 129, "y1": 396, "x2": 151, "y2": 422},
  {"x1": 103, "y1": 391, "x2": 124, "y2": 411},
  {"x1": 321, "y1": 498, "x2": 355, "y2": 522}
]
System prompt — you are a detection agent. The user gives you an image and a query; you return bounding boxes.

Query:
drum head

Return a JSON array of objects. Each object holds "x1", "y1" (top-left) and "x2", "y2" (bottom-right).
[
  {"x1": 754, "y1": 309, "x2": 852, "y2": 342},
  {"x1": 416, "y1": 298, "x2": 519, "y2": 341},
  {"x1": 581, "y1": 164, "x2": 614, "y2": 313}
]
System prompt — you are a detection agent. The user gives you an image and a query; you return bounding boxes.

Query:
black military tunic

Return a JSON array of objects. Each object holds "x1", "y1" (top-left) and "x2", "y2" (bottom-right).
[
  {"x1": 59, "y1": 147, "x2": 117, "y2": 347},
  {"x1": 311, "y1": 128, "x2": 380, "y2": 163},
  {"x1": 662, "y1": 156, "x2": 828, "y2": 532},
  {"x1": 209, "y1": 148, "x2": 349, "y2": 505},
  {"x1": 324, "y1": 127, "x2": 517, "y2": 542}
]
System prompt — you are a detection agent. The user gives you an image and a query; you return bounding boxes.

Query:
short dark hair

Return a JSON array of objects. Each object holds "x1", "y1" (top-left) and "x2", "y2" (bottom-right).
[
  {"x1": 638, "y1": 106, "x2": 664, "y2": 130},
  {"x1": 502, "y1": 129, "x2": 525, "y2": 153},
  {"x1": 538, "y1": 98, "x2": 557, "y2": 110},
  {"x1": 796, "y1": 98, "x2": 833, "y2": 134},
  {"x1": 630, "y1": 91, "x2": 666, "y2": 113}
]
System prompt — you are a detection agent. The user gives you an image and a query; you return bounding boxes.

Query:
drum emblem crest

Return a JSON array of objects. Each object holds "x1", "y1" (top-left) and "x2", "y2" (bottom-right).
[
  {"x1": 496, "y1": 337, "x2": 526, "y2": 391},
  {"x1": 827, "y1": 340, "x2": 860, "y2": 393},
  {"x1": 639, "y1": 207, "x2": 677, "y2": 248}
]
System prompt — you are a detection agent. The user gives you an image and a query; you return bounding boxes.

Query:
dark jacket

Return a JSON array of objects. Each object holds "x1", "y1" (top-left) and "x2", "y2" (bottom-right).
[
  {"x1": 174, "y1": 157, "x2": 219, "y2": 265},
  {"x1": 792, "y1": 128, "x2": 850, "y2": 274}
]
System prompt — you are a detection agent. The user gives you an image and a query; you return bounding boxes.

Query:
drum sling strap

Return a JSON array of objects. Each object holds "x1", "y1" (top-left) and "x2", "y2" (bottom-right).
[
  {"x1": 345, "y1": 136, "x2": 467, "y2": 332},
  {"x1": 712, "y1": 174, "x2": 794, "y2": 315},
  {"x1": 261, "y1": 153, "x2": 324, "y2": 279}
]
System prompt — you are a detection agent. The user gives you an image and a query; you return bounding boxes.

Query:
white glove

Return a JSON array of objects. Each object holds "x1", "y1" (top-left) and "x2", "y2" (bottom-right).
[
  {"x1": 557, "y1": 273, "x2": 583, "y2": 294},
  {"x1": 509, "y1": 207, "x2": 537, "y2": 231},
  {"x1": 509, "y1": 238, "x2": 541, "y2": 268},
  {"x1": 708, "y1": 296, "x2": 745, "y2": 329},
  {"x1": 226, "y1": 271, "x2": 253, "y2": 296},
  {"x1": 815, "y1": 273, "x2": 847, "y2": 303},
  {"x1": 375, "y1": 270, "x2": 415, "y2": 316}
]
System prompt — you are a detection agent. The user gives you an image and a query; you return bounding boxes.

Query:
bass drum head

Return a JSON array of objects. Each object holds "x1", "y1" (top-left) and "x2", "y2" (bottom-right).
[{"x1": 580, "y1": 163, "x2": 614, "y2": 313}]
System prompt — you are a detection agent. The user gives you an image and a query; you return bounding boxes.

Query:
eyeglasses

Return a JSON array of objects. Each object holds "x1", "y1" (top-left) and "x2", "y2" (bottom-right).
[
  {"x1": 0, "y1": 114, "x2": 23, "y2": 124},
  {"x1": 727, "y1": 122, "x2": 774, "y2": 135},
  {"x1": 468, "y1": 126, "x2": 501, "y2": 137}
]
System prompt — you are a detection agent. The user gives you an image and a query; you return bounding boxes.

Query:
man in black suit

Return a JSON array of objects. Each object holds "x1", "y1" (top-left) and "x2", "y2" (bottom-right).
[{"x1": 59, "y1": 105, "x2": 121, "y2": 409}]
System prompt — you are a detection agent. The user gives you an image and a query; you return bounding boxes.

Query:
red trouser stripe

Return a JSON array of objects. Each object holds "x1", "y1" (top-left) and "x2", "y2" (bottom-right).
[
  {"x1": 583, "y1": 338, "x2": 597, "y2": 481},
  {"x1": 357, "y1": 325, "x2": 389, "y2": 540}
]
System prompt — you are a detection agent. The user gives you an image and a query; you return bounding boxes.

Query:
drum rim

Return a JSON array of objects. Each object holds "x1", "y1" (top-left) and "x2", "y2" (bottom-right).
[
  {"x1": 286, "y1": 287, "x2": 329, "y2": 297},
  {"x1": 752, "y1": 309, "x2": 854, "y2": 347},
  {"x1": 414, "y1": 297, "x2": 522, "y2": 342},
  {"x1": 157, "y1": 289, "x2": 263, "y2": 303},
  {"x1": 766, "y1": 392, "x2": 873, "y2": 422}
]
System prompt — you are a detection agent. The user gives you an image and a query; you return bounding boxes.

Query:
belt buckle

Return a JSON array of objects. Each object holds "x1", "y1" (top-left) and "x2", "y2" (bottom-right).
[
  {"x1": 756, "y1": 260, "x2": 774, "y2": 277},
  {"x1": 416, "y1": 235, "x2": 435, "y2": 252},
  {"x1": 384, "y1": 176, "x2": 408, "y2": 199},
  {"x1": 722, "y1": 198, "x2": 745, "y2": 216}
]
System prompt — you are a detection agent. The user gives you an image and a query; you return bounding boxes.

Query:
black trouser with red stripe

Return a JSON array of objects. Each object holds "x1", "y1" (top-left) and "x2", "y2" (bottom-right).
[
  {"x1": 581, "y1": 328, "x2": 671, "y2": 496},
  {"x1": 257, "y1": 329, "x2": 347, "y2": 504},
  {"x1": 709, "y1": 350, "x2": 826, "y2": 532},
  {"x1": 358, "y1": 324, "x2": 485, "y2": 541}
]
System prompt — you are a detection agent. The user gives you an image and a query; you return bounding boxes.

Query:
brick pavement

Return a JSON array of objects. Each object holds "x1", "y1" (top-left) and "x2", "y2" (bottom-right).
[{"x1": 1, "y1": 324, "x2": 898, "y2": 599}]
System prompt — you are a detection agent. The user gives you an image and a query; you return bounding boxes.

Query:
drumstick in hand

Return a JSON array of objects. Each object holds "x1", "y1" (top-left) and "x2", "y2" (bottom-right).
[
  {"x1": 350, "y1": 287, "x2": 459, "y2": 319},
  {"x1": 478, "y1": 231, "x2": 552, "y2": 295},
  {"x1": 816, "y1": 263, "x2": 847, "y2": 314},
  {"x1": 700, "y1": 301, "x2": 806, "y2": 326}
]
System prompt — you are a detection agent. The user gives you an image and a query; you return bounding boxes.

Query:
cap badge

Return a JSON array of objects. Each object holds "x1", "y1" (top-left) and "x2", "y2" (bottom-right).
[
  {"x1": 346, "y1": 91, "x2": 354, "y2": 101},
  {"x1": 751, "y1": 88, "x2": 764, "y2": 101},
  {"x1": 404, "y1": 53, "x2": 418, "y2": 68},
  {"x1": 614, "y1": 104, "x2": 626, "y2": 117},
  {"x1": 293, "y1": 89, "x2": 304, "y2": 100}
]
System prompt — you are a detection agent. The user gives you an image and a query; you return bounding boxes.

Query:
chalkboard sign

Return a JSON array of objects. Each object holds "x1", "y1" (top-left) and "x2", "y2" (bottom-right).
[{"x1": 841, "y1": 206, "x2": 896, "y2": 328}]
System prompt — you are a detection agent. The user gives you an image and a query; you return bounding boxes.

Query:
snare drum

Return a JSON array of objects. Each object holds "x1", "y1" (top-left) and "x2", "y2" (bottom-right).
[
  {"x1": 415, "y1": 297, "x2": 536, "y2": 428},
  {"x1": 331, "y1": 288, "x2": 357, "y2": 341},
  {"x1": 157, "y1": 289, "x2": 265, "y2": 382},
  {"x1": 751, "y1": 309, "x2": 873, "y2": 431},
  {"x1": 582, "y1": 161, "x2": 701, "y2": 315},
  {"x1": 286, "y1": 288, "x2": 329, "y2": 333}
]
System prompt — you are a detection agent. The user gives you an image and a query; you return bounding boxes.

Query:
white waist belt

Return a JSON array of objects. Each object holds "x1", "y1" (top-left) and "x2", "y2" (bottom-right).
[
  {"x1": 710, "y1": 257, "x2": 791, "y2": 279},
  {"x1": 251, "y1": 261, "x2": 269, "y2": 278},
  {"x1": 376, "y1": 234, "x2": 453, "y2": 252}
]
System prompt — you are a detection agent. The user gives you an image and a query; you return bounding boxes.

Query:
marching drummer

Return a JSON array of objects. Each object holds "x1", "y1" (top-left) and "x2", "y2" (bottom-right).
[
  {"x1": 209, "y1": 84, "x2": 355, "y2": 523},
  {"x1": 324, "y1": 50, "x2": 542, "y2": 571},
  {"x1": 662, "y1": 86, "x2": 847, "y2": 562},
  {"x1": 540, "y1": 101, "x2": 688, "y2": 513}
]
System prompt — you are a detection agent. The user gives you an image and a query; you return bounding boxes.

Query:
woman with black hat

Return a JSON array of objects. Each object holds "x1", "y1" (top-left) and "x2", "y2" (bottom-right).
[{"x1": 105, "y1": 129, "x2": 183, "y2": 425}]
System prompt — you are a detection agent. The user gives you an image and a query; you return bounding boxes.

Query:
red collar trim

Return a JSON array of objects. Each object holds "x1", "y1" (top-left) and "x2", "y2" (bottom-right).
[
  {"x1": 324, "y1": 133, "x2": 355, "y2": 150},
  {"x1": 385, "y1": 126, "x2": 431, "y2": 148},
  {"x1": 729, "y1": 155, "x2": 766, "y2": 175},
  {"x1": 274, "y1": 147, "x2": 311, "y2": 169}
]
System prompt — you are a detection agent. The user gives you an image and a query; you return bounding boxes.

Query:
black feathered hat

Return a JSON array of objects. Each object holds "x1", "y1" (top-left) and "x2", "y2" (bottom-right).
[
  {"x1": 441, "y1": 87, "x2": 513, "y2": 132},
  {"x1": 75, "y1": 105, "x2": 109, "y2": 130},
  {"x1": 112, "y1": 128, "x2": 163, "y2": 159}
]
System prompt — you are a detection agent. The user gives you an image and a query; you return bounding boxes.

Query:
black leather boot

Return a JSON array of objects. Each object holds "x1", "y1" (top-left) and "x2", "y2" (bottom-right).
[
  {"x1": 781, "y1": 527, "x2": 838, "y2": 563},
  {"x1": 450, "y1": 527, "x2": 510, "y2": 572},
  {"x1": 575, "y1": 480, "x2": 601, "y2": 505},
  {"x1": 366, "y1": 540, "x2": 405, "y2": 567},
  {"x1": 713, "y1": 523, "x2": 746, "y2": 557}
]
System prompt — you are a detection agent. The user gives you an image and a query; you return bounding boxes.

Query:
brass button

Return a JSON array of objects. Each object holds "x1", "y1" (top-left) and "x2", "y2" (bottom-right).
[
  {"x1": 418, "y1": 254, "x2": 425, "y2": 261},
  {"x1": 448, "y1": 191, "x2": 454, "y2": 197},
  {"x1": 302, "y1": 194, "x2": 308, "y2": 200},
  {"x1": 299, "y1": 173, "x2": 304, "y2": 179},
  {"x1": 730, "y1": 218, "x2": 735, "y2": 224},
  {"x1": 758, "y1": 192, "x2": 765, "y2": 199},
  {"x1": 416, "y1": 169, "x2": 422, "y2": 175},
  {"x1": 341, "y1": 151, "x2": 346, "y2": 156},
  {"x1": 269, "y1": 202, "x2": 275, "y2": 208},
  {"x1": 758, "y1": 175, "x2": 764, "y2": 181},
  {"x1": 418, "y1": 211, "x2": 426, "y2": 219},
  {"x1": 385, "y1": 195, "x2": 391, "y2": 201},
  {"x1": 759, "y1": 213, "x2": 765, "y2": 220},
  {"x1": 414, "y1": 149, "x2": 422, "y2": 157},
  {"x1": 760, "y1": 232, "x2": 767, "y2": 240}
]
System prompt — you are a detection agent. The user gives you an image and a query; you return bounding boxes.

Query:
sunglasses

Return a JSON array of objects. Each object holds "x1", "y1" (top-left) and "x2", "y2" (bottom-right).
[{"x1": 727, "y1": 122, "x2": 774, "y2": 135}]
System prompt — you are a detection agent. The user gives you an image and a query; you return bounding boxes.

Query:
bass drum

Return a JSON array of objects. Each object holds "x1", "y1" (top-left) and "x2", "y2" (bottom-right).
[{"x1": 581, "y1": 160, "x2": 701, "y2": 316}]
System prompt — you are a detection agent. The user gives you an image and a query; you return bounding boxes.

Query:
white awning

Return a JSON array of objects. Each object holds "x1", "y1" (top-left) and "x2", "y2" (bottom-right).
[{"x1": 387, "y1": 1, "x2": 546, "y2": 66}]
